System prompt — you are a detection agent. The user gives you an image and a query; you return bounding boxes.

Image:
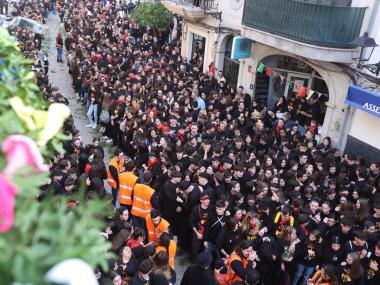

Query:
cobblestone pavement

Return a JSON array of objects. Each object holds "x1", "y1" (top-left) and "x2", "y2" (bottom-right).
[
  {"x1": 43, "y1": 14, "x2": 112, "y2": 162},
  {"x1": 43, "y1": 14, "x2": 190, "y2": 280}
]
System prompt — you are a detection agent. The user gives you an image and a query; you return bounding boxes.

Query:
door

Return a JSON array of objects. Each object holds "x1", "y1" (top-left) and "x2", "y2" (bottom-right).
[
  {"x1": 191, "y1": 33, "x2": 206, "y2": 70},
  {"x1": 223, "y1": 36, "x2": 240, "y2": 87}
]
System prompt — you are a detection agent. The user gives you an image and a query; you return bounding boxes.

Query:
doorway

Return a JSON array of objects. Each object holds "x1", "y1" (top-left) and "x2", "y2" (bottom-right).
[
  {"x1": 223, "y1": 36, "x2": 240, "y2": 87},
  {"x1": 191, "y1": 33, "x2": 206, "y2": 70},
  {"x1": 254, "y1": 55, "x2": 329, "y2": 126}
]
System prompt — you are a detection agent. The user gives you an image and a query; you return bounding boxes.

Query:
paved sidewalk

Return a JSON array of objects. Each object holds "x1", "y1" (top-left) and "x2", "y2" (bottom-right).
[{"x1": 42, "y1": 14, "x2": 112, "y2": 163}]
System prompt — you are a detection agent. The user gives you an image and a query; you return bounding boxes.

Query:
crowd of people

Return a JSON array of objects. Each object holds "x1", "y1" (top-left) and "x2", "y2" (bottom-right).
[{"x1": 8, "y1": 0, "x2": 380, "y2": 285}]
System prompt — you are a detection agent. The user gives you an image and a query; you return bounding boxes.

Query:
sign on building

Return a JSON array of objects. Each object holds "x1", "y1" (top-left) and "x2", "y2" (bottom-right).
[
  {"x1": 346, "y1": 85, "x2": 380, "y2": 119},
  {"x1": 231, "y1": 37, "x2": 252, "y2": 60}
]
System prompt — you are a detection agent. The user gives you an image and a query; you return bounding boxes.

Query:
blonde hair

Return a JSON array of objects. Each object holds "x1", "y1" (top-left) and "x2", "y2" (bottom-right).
[
  {"x1": 241, "y1": 212, "x2": 261, "y2": 234},
  {"x1": 283, "y1": 226, "x2": 297, "y2": 245}
]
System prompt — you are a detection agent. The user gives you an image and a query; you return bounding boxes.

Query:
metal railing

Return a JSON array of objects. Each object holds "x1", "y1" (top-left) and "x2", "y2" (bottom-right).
[
  {"x1": 165, "y1": 0, "x2": 216, "y2": 10},
  {"x1": 242, "y1": 0, "x2": 366, "y2": 48}
]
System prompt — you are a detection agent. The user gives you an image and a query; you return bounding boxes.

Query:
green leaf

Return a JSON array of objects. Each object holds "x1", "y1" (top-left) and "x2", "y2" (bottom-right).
[
  {"x1": 131, "y1": 1, "x2": 172, "y2": 29},
  {"x1": 0, "y1": 110, "x2": 25, "y2": 136},
  {"x1": 0, "y1": 27, "x2": 114, "y2": 285},
  {"x1": 11, "y1": 168, "x2": 49, "y2": 195}
]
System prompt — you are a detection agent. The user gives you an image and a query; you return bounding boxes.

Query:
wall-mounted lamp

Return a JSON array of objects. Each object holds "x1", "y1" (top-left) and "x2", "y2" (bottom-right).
[{"x1": 351, "y1": 32, "x2": 380, "y2": 76}]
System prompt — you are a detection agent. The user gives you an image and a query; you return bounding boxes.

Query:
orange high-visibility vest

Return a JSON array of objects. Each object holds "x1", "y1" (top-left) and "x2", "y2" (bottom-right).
[
  {"x1": 156, "y1": 239, "x2": 177, "y2": 269},
  {"x1": 227, "y1": 252, "x2": 249, "y2": 285},
  {"x1": 131, "y1": 184, "x2": 155, "y2": 218},
  {"x1": 107, "y1": 157, "x2": 125, "y2": 188},
  {"x1": 145, "y1": 214, "x2": 170, "y2": 242},
  {"x1": 310, "y1": 270, "x2": 331, "y2": 285},
  {"x1": 118, "y1": 171, "x2": 138, "y2": 205}
]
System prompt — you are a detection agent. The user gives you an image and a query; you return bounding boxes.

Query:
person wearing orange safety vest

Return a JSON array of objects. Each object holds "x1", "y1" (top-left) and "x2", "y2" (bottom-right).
[
  {"x1": 107, "y1": 148, "x2": 125, "y2": 207},
  {"x1": 155, "y1": 232, "x2": 177, "y2": 269},
  {"x1": 226, "y1": 240, "x2": 260, "y2": 285},
  {"x1": 130, "y1": 172, "x2": 160, "y2": 228},
  {"x1": 118, "y1": 160, "x2": 139, "y2": 211},
  {"x1": 145, "y1": 209, "x2": 170, "y2": 243}
]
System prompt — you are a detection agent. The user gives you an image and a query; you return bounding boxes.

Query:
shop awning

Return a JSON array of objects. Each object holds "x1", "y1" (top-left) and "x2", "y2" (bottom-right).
[{"x1": 346, "y1": 85, "x2": 380, "y2": 119}]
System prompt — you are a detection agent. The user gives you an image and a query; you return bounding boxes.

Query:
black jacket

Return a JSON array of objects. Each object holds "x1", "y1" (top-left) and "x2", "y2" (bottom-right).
[
  {"x1": 129, "y1": 274, "x2": 149, "y2": 285},
  {"x1": 294, "y1": 239, "x2": 321, "y2": 267},
  {"x1": 181, "y1": 264, "x2": 216, "y2": 285},
  {"x1": 365, "y1": 254, "x2": 380, "y2": 285},
  {"x1": 216, "y1": 229, "x2": 240, "y2": 255},
  {"x1": 339, "y1": 264, "x2": 365, "y2": 285},
  {"x1": 189, "y1": 204, "x2": 209, "y2": 231},
  {"x1": 150, "y1": 268, "x2": 176, "y2": 285},
  {"x1": 162, "y1": 180, "x2": 178, "y2": 223},
  {"x1": 204, "y1": 210, "x2": 226, "y2": 243},
  {"x1": 322, "y1": 245, "x2": 345, "y2": 266}
]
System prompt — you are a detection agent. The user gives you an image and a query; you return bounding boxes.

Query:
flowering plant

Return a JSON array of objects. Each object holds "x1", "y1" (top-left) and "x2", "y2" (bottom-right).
[{"x1": 0, "y1": 28, "x2": 113, "y2": 284}]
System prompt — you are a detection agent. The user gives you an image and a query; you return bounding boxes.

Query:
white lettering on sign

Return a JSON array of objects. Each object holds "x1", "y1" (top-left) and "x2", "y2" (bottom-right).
[{"x1": 363, "y1": 103, "x2": 380, "y2": 114}]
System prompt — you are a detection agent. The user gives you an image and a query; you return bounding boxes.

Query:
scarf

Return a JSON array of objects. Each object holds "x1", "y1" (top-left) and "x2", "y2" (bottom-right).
[{"x1": 127, "y1": 239, "x2": 143, "y2": 249}]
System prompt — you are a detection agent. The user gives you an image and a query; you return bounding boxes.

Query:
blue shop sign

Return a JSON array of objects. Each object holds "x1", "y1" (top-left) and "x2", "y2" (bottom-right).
[
  {"x1": 231, "y1": 37, "x2": 252, "y2": 60},
  {"x1": 346, "y1": 85, "x2": 380, "y2": 119}
]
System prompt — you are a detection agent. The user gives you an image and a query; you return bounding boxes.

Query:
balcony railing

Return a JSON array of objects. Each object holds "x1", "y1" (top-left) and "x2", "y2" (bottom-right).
[
  {"x1": 242, "y1": 0, "x2": 366, "y2": 48},
  {"x1": 165, "y1": 0, "x2": 215, "y2": 10}
]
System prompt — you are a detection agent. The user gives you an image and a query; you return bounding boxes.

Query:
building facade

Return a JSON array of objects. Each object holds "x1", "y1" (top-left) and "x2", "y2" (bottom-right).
[
  {"x1": 161, "y1": 0, "x2": 244, "y2": 83},
  {"x1": 162, "y1": 0, "x2": 380, "y2": 161}
]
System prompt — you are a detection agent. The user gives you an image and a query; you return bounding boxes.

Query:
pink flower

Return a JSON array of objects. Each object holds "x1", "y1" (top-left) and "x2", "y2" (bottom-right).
[
  {"x1": 0, "y1": 175, "x2": 18, "y2": 233},
  {"x1": 2, "y1": 135, "x2": 48, "y2": 178}
]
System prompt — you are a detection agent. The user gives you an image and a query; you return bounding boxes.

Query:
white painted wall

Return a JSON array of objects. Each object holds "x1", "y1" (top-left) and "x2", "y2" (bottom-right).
[
  {"x1": 367, "y1": 0, "x2": 380, "y2": 77},
  {"x1": 185, "y1": 0, "x2": 244, "y2": 32},
  {"x1": 369, "y1": 23, "x2": 380, "y2": 69},
  {"x1": 349, "y1": 109, "x2": 380, "y2": 149},
  {"x1": 199, "y1": 0, "x2": 246, "y2": 75},
  {"x1": 217, "y1": 0, "x2": 244, "y2": 31},
  {"x1": 352, "y1": 0, "x2": 375, "y2": 36},
  {"x1": 351, "y1": 0, "x2": 374, "y2": 7},
  {"x1": 181, "y1": 22, "x2": 218, "y2": 73},
  {"x1": 179, "y1": 0, "x2": 246, "y2": 75}
]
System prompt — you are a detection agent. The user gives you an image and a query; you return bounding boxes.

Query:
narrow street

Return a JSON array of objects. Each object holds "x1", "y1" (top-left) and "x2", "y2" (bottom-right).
[
  {"x1": 42, "y1": 14, "x2": 112, "y2": 162},
  {"x1": 42, "y1": 13, "x2": 189, "y2": 279},
  {"x1": 3, "y1": 1, "x2": 380, "y2": 284}
]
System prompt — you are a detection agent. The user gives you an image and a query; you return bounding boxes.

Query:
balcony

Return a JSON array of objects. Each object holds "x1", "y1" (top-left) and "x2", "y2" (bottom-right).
[
  {"x1": 242, "y1": 0, "x2": 366, "y2": 49},
  {"x1": 161, "y1": 0, "x2": 216, "y2": 21}
]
